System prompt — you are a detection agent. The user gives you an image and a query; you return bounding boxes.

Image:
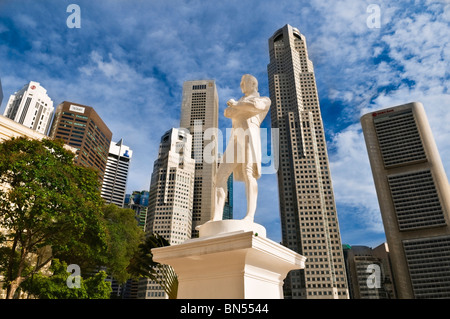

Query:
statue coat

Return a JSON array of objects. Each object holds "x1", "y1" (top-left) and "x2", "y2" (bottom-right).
[{"x1": 223, "y1": 92, "x2": 271, "y2": 182}]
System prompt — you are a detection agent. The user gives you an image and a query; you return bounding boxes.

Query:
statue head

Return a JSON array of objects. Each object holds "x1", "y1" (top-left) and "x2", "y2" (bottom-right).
[{"x1": 240, "y1": 74, "x2": 258, "y2": 95}]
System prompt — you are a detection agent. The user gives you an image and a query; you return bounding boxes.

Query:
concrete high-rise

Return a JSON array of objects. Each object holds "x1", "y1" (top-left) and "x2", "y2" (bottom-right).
[
  {"x1": 180, "y1": 80, "x2": 219, "y2": 236},
  {"x1": 361, "y1": 102, "x2": 450, "y2": 298},
  {"x1": 49, "y1": 101, "x2": 112, "y2": 183},
  {"x1": 3, "y1": 81, "x2": 54, "y2": 135},
  {"x1": 145, "y1": 128, "x2": 195, "y2": 244},
  {"x1": 101, "y1": 139, "x2": 133, "y2": 207},
  {"x1": 267, "y1": 24, "x2": 349, "y2": 299},
  {"x1": 139, "y1": 128, "x2": 195, "y2": 299}
]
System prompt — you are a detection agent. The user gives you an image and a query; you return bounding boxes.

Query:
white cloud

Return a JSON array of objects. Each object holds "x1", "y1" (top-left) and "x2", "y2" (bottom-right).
[
  {"x1": 79, "y1": 51, "x2": 142, "y2": 83},
  {"x1": 14, "y1": 13, "x2": 37, "y2": 29},
  {"x1": 328, "y1": 124, "x2": 384, "y2": 233},
  {"x1": 324, "y1": 1, "x2": 450, "y2": 245}
]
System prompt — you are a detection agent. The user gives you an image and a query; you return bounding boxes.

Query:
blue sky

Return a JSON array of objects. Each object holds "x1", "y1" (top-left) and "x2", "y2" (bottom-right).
[{"x1": 0, "y1": 0, "x2": 449, "y2": 248}]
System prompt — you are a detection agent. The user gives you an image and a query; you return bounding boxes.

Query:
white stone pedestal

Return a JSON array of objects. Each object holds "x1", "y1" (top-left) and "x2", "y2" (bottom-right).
[{"x1": 151, "y1": 220, "x2": 306, "y2": 299}]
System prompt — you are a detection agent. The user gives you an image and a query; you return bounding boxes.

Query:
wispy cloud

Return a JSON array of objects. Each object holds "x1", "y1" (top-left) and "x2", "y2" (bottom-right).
[{"x1": 320, "y1": 0, "x2": 450, "y2": 245}]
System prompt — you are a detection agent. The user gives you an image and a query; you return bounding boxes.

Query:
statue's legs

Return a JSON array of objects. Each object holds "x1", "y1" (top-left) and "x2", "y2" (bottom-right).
[
  {"x1": 212, "y1": 161, "x2": 236, "y2": 221},
  {"x1": 242, "y1": 164, "x2": 257, "y2": 223},
  {"x1": 211, "y1": 135, "x2": 259, "y2": 223}
]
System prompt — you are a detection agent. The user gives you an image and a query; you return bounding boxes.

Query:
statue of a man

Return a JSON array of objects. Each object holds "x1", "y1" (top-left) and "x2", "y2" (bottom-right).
[{"x1": 211, "y1": 74, "x2": 271, "y2": 223}]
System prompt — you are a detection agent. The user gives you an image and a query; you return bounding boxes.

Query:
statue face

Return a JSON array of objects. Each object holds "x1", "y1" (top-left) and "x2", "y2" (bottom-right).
[{"x1": 240, "y1": 75, "x2": 257, "y2": 95}]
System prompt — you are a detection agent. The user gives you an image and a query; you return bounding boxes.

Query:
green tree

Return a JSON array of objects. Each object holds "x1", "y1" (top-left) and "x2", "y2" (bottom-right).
[
  {"x1": 21, "y1": 259, "x2": 111, "y2": 299},
  {"x1": 102, "y1": 204, "x2": 144, "y2": 284},
  {"x1": 127, "y1": 233, "x2": 178, "y2": 299},
  {"x1": 0, "y1": 137, "x2": 107, "y2": 299}
]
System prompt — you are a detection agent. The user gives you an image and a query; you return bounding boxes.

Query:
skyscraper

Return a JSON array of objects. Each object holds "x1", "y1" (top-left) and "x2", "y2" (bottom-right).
[
  {"x1": 3, "y1": 81, "x2": 54, "y2": 135},
  {"x1": 343, "y1": 243, "x2": 396, "y2": 299},
  {"x1": 180, "y1": 80, "x2": 219, "y2": 236},
  {"x1": 101, "y1": 139, "x2": 133, "y2": 207},
  {"x1": 49, "y1": 101, "x2": 112, "y2": 183},
  {"x1": 361, "y1": 102, "x2": 450, "y2": 298},
  {"x1": 145, "y1": 128, "x2": 195, "y2": 244},
  {"x1": 267, "y1": 24, "x2": 349, "y2": 299},
  {"x1": 139, "y1": 128, "x2": 195, "y2": 299}
]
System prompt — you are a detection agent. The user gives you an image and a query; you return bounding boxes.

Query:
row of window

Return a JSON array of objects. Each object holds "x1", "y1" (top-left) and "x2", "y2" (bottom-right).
[
  {"x1": 403, "y1": 235, "x2": 450, "y2": 298},
  {"x1": 374, "y1": 110, "x2": 427, "y2": 167},
  {"x1": 388, "y1": 170, "x2": 446, "y2": 230}
]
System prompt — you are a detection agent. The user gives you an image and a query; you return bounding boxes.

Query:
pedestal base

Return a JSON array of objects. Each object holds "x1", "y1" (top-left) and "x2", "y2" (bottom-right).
[
  {"x1": 196, "y1": 219, "x2": 267, "y2": 238},
  {"x1": 152, "y1": 227, "x2": 306, "y2": 299}
]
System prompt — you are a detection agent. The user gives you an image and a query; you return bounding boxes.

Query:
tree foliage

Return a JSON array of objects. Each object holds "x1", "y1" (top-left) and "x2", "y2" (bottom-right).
[
  {"x1": 101, "y1": 204, "x2": 144, "y2": 284},
  {"x1": 21, "y1": 259, "x2": 111, "y2": 299},
  {"x1": 0, "y1": 137, "x2": 107, "y2": 298},
  {"x1": 127, "y1": 233, "x2": 178, "y2": 299}
]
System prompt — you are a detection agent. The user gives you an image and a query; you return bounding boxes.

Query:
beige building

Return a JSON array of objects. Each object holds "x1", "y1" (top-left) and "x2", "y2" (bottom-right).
[
  {"x1": 0, "y1": 114, "x2": 48, "y2": 142},
  {"x1": 361, "y1": 102, "x2": 450, "y2": 298},
  {"x1": 0, "y1": 114, "x2": 76, "y2": 153},
  {"x1": 267, "y1": 24, "x2": 349, "y2": 299},
  {"x1": 179, "y1": 80, "x2": 219, "y2": 236},
  {"x1": 140, "y1": 128, "x2": 195, "y2": 299}
]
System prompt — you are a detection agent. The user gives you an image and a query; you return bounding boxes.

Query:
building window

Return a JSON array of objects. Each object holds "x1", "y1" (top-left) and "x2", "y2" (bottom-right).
[{"x1": 192, "y1": 84, "x2": 207, "y2": 90}]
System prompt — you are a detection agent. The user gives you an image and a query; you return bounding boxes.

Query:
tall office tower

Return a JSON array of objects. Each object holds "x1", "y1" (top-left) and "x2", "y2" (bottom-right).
[
  {"x1": 101, "y1": 139, "x2": 133, "y2": 207},
  {"x1": 145, "y1": 128, "x2": 195, "y2": 243},
  {"x1": 343, "y1": 243, "x2": 396, "y2": 299},
  {"x1": 49, "y1": 101, "x2": 112, "y2": 183},
  {"x1": 180, "y1": 80, "x2": 219, "y2": 236},
  {"x1": 267, "y1": 24, "x2": 349, "y2": 299},
  {"x1": 124, "y1": 190, "x2": 150, "y2": 230},
  {"x1": 361, "y1": 102, "x2": 450, "y2": 299},
  {"x1": 3, "y1": 81, "x2": 54, "y2": 135},
  {"x1": 139, "y1": 128, "x2": 195, "y2": 299}
]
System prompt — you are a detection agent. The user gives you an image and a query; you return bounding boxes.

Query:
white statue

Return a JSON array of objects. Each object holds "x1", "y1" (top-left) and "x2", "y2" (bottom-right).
[{"x1": 211, "y1": 74, "x2": 271, "y2": 223}]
